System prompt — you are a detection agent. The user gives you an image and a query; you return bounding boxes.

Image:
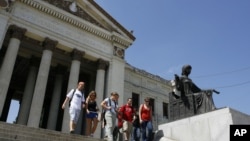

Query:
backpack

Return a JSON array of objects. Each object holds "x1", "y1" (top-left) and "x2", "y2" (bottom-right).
[
  {"x1": 69, "y1": 89, "x2": 76, "y2": 107},
  {"x1": 100, "y1": 98, "x2": 118, "y2": 121},
  {"x1": 99, "y1": 98, "x2": 111, "y2": 121}
]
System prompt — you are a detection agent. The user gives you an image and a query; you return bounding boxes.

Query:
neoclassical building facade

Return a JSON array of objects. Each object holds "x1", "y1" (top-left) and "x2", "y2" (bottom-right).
[{"x1": 0, "y1": 0, "x2": 171, "y2": 137}]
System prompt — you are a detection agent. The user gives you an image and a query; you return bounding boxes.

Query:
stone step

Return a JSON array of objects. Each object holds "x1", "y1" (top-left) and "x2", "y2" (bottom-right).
[{"x1": 0, "y1": 121, "x2": 103, "y2": 141}]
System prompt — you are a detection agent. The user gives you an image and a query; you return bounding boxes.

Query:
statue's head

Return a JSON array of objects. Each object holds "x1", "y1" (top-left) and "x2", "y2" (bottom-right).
[{"x1": 181, "y1": 64, "x2": 192, "y2": 76}]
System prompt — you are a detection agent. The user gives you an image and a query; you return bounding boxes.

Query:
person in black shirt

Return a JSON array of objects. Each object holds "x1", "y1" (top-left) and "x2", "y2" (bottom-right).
[
  {"x1": 85, "y1": 91, "x2": 99, "y2": 137},
  {"x1": 131, "y1": 107, "x2": 140, "y2": 141}
]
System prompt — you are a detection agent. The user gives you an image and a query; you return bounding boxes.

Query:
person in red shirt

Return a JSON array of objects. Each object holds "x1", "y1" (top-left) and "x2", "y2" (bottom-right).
[
  {"x1": 113, "y1": 107, "x2": 123, "y2": 141},
  {"x1": 120, "y1": 98, "x2": 134, "y2": 141},
  {"x1": 139, "y1": 97, "x2": 153, "y2": 141},
  {"x1": 117, "y1": 107, "x2": 123, "y2": 128}
]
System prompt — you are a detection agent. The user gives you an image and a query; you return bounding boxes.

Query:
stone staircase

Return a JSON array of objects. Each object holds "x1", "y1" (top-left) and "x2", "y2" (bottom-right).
[{"x1": 0, "y1": 121, "x2": 103, "y2": 141}]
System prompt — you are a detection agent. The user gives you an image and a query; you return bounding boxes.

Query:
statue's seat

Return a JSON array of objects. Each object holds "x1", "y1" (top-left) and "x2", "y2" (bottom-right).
[
  {"x1": 168, "y1": 90, "x2": 215, "y2": 122},
  {"x1": 168, "y1": 92, "x2": 195, "y2": 121}
]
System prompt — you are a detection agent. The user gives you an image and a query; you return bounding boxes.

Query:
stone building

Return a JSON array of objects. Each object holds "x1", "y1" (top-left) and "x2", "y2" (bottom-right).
[
  {"x1": 0, "y1": 0, "x2": 171, "y2": 137},
  {"x1": 124, "y1": 63, "x2": 170, "y2": 127}
]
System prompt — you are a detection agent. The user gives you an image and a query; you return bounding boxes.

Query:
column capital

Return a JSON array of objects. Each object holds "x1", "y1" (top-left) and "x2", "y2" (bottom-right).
[
  {"x1": 9, "y1": 25, "x2": 27, "y2": 40},
  {"x1": 42, "y1": 37, "x2": 58, "y2": 51},
  {"x1": 71, "y1": 49, "x2": 85, "y2": 61},
  {"x1": 97, "y1": 58, "x2": 109, "y2": 70}
]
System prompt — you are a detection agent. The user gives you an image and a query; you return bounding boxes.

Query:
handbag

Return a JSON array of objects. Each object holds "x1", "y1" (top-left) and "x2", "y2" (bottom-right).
[
  {"x1": 98, "y1": 109, "x2": 106, "y2": 122},
  {"x1": 98, "y1": 97, "x2": 112, "y2": 121},
  {"x1": 97, "y1": 111, "x2": 103, "y2": 121}
]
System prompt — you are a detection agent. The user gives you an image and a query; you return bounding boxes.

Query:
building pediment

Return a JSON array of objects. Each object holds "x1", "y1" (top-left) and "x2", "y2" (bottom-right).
[
  {"x1": 17, "y1": 0, "x2": 135, "y2": 48},
  {"x1": 79, "y1": 0, "x2": 136, "y2": 41}
]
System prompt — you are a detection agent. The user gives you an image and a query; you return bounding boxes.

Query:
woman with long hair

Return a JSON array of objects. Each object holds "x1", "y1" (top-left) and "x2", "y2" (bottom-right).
[
  {"x1": 139, "y1": 97, "x2": 153, "y2": 141},
  {"x1": 85, "y1": 91, "x2": 99, "y2": 137}
]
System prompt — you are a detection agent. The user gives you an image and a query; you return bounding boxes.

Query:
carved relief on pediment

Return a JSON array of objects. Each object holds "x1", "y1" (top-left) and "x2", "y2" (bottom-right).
[{"x1": 43, "y1": 0, "x2": 107, "y2": 30}]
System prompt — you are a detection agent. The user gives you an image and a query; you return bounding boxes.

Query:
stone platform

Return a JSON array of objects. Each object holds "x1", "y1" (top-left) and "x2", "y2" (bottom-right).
[{"x1": 157, "y1": 107, "x2": 250, "y2": 141}]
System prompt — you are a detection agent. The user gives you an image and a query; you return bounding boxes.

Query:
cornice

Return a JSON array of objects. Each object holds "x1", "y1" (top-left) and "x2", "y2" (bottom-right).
[
  {"x1": 125, "y1": 63, "x2": 170, "y2": 84},
  {"x1": 18, "y1": 0, "x2": 133, "y2": 47},
  {"x1": 87, "y1": 0, "x2": 136, "y2": 41}
]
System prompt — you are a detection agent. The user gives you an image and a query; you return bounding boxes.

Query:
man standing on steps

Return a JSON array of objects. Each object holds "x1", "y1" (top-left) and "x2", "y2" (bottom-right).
[
  {"x1": 120, "y1": 98, "x2": 134, "y2": 141},
  {"x1": 62, "y1": 81, "x2": 85, "y2": 134}
]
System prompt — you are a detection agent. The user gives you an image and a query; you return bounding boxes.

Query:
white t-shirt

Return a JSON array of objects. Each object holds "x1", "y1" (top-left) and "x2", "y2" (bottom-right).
[
  {"x1": 104, "y1": 97, "x2": 118, "y2": 114},
  {"x1": 67, "y1": 89, "x2": 85, "y2": 110}
]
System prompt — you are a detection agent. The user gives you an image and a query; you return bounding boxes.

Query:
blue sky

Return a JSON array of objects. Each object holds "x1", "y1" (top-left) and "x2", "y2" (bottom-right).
[
  {"x1": 6, "y1": 0, "x2": 250, "y2": 123},
  {"x1": 95, "y1": 0, "x2": 250, "y2": 115}
]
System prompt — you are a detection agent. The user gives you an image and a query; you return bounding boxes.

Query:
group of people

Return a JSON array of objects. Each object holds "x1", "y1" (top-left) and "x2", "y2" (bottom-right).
[
  {"x1": 62, "y1": 81, "x2": 154, "y2": 141},
  {"x1": 101, "y1": 95, "x2": 154, "y2": 141},
  {"x1": 61, "y1": 82, "x2": 99, "y2": 136}
]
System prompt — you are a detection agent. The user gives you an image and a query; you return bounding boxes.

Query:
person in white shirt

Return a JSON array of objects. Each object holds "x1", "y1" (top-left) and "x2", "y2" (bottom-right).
[
  {"x1": 101, "y1": 92, "x2": 119, "y2": 141},
  {"x1": 62, "y1": 81, "x2": 85, "y2": 134}
]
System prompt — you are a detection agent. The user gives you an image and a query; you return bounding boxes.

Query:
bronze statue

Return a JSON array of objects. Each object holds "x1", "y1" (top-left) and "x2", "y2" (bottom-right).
[
  {"x1": 174, "y1": 65, "x2": 201, "y2": 96},
  {"x1": 169, "y1": 64, "x2": 220, "y2": 121}
]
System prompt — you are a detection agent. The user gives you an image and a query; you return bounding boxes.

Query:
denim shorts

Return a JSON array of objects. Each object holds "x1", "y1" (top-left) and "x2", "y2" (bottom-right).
[{"x1": 86, "y1": 112, "x2": 98, "y2": 119}]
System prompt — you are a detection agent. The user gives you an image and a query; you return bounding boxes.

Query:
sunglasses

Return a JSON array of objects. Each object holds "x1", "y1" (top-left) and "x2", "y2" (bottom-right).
[{"x1": 145, "y1": 101, "x2": 149, "y2": 102}]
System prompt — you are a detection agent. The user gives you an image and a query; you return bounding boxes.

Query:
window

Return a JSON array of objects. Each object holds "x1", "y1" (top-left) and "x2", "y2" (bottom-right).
[
  {"x1": 132, "y1": 93, "x2": 139, "y2": 109},
  {"x1": 163, "y1": 102, "x2": 168, "y2": 118},
  {"x1": 149, "y1": 98, "x2": 155, "y2": 115}
]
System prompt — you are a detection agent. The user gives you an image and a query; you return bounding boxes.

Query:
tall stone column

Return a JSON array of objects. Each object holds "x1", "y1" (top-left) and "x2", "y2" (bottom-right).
[
  {"x1": 94, "y1": 58, "x2": 109, "y2": 138},
  {"x1": 61, "y1": 49, "x2": 84, "y2": 133},
  {"x1": 27, "y1": 38, "x2": 58, "y2": 128},
  {"x1": 17, "y1": 58, "x2": 39, "y2": 125},
  {"x1": 0, "y1": 25, "x2": 26, "y2": 117},
  {"x1": 0, "y1": 14, "x2": 9, "y2": 50},
  {"x1": 47, "y1": 65, "x2": 65, "y2": 130},
  {"x1": 107, "y1": 55, "x2": 126, "y2": 105}
]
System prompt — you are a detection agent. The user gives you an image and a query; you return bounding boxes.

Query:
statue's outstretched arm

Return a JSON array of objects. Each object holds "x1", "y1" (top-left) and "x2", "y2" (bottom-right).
[{"x1": 192, "y1": 83, "x2": 201, "y2": 93}]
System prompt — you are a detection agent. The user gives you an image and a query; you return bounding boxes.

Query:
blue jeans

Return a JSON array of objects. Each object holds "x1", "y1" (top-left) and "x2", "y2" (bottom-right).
[
  {"x1": 131, "y1": 126, "x2": 140, "y2": 141},
  {"x1": 141, "y1": 121, "x2": 153, "y2": 141}
]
